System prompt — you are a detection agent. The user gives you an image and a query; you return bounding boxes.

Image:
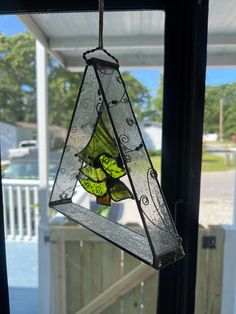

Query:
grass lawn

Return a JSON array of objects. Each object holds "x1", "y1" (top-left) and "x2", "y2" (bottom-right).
[
  {"x1": 201, "y1": 152, "x2": 236, "y2": 172},
  {"x1": 151, "y1": 152, "x2": 236, "y2": 173}
]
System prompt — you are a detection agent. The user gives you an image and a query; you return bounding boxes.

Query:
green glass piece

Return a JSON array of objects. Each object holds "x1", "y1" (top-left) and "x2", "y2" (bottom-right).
[
  {"x1": 78, "y1": 176, "x2": 107, "y2": 197},
  {"x1": 77, "y1": 117, "x2": 133, "y2": 203},
  {"x1": 96, "y1": 206, "x2": 110, "y2": 218},
  {"x1": 80, "y1": 165, "x2": 106, "y2": 182},
  {"x1": 110, "y1": 180, "x2": 133, "y2": 202},
  {"x1": 99, "y1": 154, "x2": 126, "y2": 179},
  {"x1": 79, "y1": 119, "x2": 118, "y2": 163}
]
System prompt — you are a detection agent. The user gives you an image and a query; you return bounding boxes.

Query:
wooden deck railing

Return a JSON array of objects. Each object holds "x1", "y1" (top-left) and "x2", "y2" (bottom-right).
[
  {"x1": 2, "y1": 179, "x2": 40, "y2": 241},
  {"x1": 2, "y1": 179, "x2": 53, "y2": 241}
]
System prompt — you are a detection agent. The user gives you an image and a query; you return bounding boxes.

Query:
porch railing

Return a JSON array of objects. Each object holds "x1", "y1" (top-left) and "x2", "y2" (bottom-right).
[{"x1": 2, "y1": 179, "x2": 52, "y2": 241}]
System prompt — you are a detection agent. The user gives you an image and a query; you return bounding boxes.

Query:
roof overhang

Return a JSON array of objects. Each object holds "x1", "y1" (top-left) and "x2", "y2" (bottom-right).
[{"x1": 18, "y1": 0, "x2": 236, "y2": 71}]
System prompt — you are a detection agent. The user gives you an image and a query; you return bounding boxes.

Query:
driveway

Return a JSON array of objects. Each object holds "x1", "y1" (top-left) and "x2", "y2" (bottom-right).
[
  {"x1": 200, "y1": 170, "x2": 236, "y2": 226},
  {"x1": 200, "y1": 170, "x2": 235, "y2": 201}
]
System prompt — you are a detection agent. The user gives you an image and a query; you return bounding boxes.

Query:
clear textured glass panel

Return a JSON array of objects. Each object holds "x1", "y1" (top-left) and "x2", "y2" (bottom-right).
[
  {"x1": 50, "y1": 65, "x2": 100, "y2": 202},
  {"x1": 50, "y1": 58, "x2": 184, "y2": 269}
]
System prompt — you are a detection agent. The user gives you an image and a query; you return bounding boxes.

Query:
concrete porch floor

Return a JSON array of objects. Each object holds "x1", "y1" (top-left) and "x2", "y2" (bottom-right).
[{"x1": 6, "y1": 242, "x2": 38, "y2": 314}]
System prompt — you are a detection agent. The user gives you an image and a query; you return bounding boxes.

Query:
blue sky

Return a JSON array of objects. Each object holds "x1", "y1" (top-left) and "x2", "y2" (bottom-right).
[
  {"x1": 0, "y1": 15, "x2": 26, "y2": 35},
  {"x1": 205, "y1": 69, "x2": 236, "y2": 86},
  {"x1": 130, "y1": 69, "x2": 162, "y2": 97},
  {"x1": 1, "y1": 15, "x2": 236, "y2": 94}
]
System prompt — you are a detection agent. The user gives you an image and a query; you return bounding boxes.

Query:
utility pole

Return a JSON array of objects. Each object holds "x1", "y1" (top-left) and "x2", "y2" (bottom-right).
[{"x1": 219, "y1": 98, "x2": 224, "y2": 142}]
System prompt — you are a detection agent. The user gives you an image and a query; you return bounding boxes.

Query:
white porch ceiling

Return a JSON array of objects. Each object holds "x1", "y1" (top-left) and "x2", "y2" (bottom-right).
[{"x1": 19, "y1": 0, "x2": 236, "y2": 71}]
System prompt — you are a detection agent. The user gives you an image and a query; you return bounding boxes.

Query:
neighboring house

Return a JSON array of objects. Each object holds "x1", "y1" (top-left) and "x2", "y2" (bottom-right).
[
  {"x1": 0, "y1": 121, "x2": 67, "y2": 160},
  {"x1": 140, "y1": 121, "x2": 162, "y2": 151},
  {"x1": 203, "y1": 133, "x2": 218, "y2": 142},
  {"x1": 15, "y1": 122, "x2": 67, "y2": 150},
  {"x1": 14, "y1": 122, "x2": 37, "y2": 143},
  {"x1": 0, "y1": 121, "x2": 17, "y2": 160},
  {"x1": 1, "y1": 120, "x2": 162, "y2": 160}
]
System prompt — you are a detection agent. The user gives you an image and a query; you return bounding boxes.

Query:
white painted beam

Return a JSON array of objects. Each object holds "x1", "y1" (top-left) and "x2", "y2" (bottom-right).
[
  {"x1": 36, "y1": 40, "x2": 49, "y2": 225},
  {"x1": 65, "y1": 49, "x2": 236, "y2": 71},
  {"x1": 66, "y1": 52, "x2": 165, "y2": 71},
  {"x1": 49, "y1": 33, "x2": 236, "y2": 52},
  {"x1": 207, "y1": 52, "x2": 236, "y2": 67},
  {"x1": 67, "y1": 65, "x2": 164, "y2": 72},
  {"x1": 50, "y1": 35, "x2": 165, "y2": 51},
  {"x1": 19, "y1": 14, "x2": 236, "y2": 70},
  {"x1": 18, "y1": 15, "x2": 66, "y2": 67},
  {"x1": 20, "y1": 15, "x2": 49, "y2": 47},
  {"x1": 208, "y1": 33, "x2": 236, "y2": 45},
  {"x1": 36, "y1": 40, "x2": 51, "y2": 314}
]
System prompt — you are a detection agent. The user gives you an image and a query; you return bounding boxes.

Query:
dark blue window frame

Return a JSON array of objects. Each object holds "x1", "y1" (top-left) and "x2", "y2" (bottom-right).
[{"x1": 0, "y1": 1, "x2": 209, "y2": 313}]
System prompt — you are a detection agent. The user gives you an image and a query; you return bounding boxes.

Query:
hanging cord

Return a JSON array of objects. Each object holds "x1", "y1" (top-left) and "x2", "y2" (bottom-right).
[
  {"x1": 98, "y1": 0, "x2": 104, "y2": 49},
  {"x1": 83, "y1": 0, "x2": 119, "y2": 65}
]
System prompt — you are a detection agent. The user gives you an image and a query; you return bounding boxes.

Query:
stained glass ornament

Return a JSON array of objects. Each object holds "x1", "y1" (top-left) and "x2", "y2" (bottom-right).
[{"x1": 49, "y1": 56, "x2": 184, "y2": 269}]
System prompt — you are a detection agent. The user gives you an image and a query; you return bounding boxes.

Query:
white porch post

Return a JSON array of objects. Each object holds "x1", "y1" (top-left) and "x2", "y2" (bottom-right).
[
  {"x1": 36, "y1": 40, "x2": 51, "y2": 314},
  {"x1": 233, "y1": 164, "x2": 236, "y2": 225}
]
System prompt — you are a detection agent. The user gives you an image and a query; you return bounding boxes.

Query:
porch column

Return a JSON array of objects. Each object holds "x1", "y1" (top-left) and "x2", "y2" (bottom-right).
[
  {"x1": 36, "y1": 40, "x2": 49, "y2": 224},
  {"x1": 36, "y1": 40, "x2": 51, "y2": 314},
  {"x1": 233, "y1": 167, "x2": 236, "y2": 225}
]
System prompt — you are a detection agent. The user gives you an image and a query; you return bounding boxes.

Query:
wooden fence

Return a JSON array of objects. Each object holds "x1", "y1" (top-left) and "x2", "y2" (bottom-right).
[
  {"x1": 50, "y1": 224, "x2": 225, "y2": 314},
  {"x1": 195, "y1": 225, "x2": 225, "y2": 314}
]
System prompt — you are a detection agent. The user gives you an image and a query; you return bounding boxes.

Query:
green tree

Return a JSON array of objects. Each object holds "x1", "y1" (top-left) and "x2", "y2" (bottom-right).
[
  {"x1": 0, "y1": 32, "x2": 83, "y2": 127},
  {"x1": 0, "y1": 33, "x2": 36, "y2": 122},
  {"x1": 151, "y1": 72, "x2": 163, "y2": 122},
  {"x1": 122, "y1": 72, "x2": 151, "y2": 122},
  {"x1": 144, "y1": 72, "x2": 164, "y2": 123},
  {"x1": 48, "y1": 64, "x2": 82, "y2": 128},
  {"x1": 0, "y1": 33, "x2": 151, "y2": 127},
  {"x1": 151, "y1": 73, "x2": 236, "y2": 139},
  {"x1": 204, "y1": 83, "x2": 236, "y2": 139}
]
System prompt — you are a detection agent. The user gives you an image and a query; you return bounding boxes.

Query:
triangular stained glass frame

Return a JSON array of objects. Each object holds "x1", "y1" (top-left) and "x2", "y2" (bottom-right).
[{"x1": 49, "y1": 57, "x2": 184, "y2": 270}]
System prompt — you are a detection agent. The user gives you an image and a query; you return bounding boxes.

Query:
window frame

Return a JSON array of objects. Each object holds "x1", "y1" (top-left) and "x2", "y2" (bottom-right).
[{"x1": 0, "y1": 1, "x2": 209, "y2": 313}]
